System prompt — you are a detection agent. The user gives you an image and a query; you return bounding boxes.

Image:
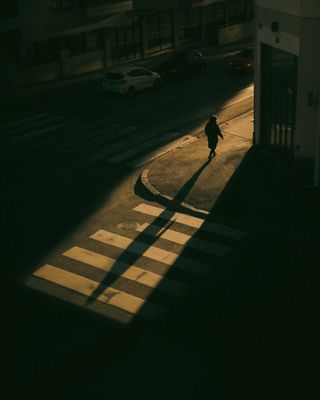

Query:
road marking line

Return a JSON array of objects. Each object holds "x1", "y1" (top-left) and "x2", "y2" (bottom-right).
[
  {"x1": 32, "y1": 264, "x2": 163, "y2": 320},
  {"x1": 67, "y1": 125, "x2": 140, "y2": 153},
  {"x1": 0, "y1": 112, "x2": 51, "y2": 132},
  {"x1": 90, "y1": 230, "x2": 211, "y2": 275},
  {"x1": 136, "y1": 223, "x2": 229, "y2": 256},
  {"x1": 63, "y1": 246, "x2": 187, "y2": 295},
  {"x1": 133, "y1": 203, "x2": 246, "y2": 240},
  {"x1": 127, "y1": 135, "x2": 197, "y2": 167},
  {"x1": 107, "y1": 132, "x2": 180, "y2": 163},
  {"x1": 12, "y1": 119, "x2": 71, "y2": 141},
  {"x1": 108, "y1": 125, "x2": 139, "y2": 136}
]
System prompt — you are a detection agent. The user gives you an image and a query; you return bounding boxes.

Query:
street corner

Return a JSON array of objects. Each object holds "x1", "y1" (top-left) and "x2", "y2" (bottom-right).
[
  {"x1": 140, "y1": 135, "x2": 209, "y2": 205},
  {"x1": 142, "y1": 111, "x2": 254, "y2": 214}
]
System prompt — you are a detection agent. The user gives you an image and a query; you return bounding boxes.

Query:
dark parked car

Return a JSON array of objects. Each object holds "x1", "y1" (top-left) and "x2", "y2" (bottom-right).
[
  {"x1": 229, "y1": 47, "x2": 254, "y2": 72},
  {"x1": 156, "y1": 51, "x2": 206, "y2": 80}
]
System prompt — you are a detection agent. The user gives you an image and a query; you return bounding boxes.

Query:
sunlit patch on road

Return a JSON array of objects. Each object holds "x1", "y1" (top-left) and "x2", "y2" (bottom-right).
[{"x1": 24, "y1": 203, "x2": 246, "y2": 325}]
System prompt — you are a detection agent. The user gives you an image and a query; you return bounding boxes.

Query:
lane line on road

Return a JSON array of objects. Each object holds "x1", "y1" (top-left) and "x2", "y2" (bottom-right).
[
  {"x1": 90, "y1": 230, "x2": 211, "y2": 275},
  {"x1": 66, "y1": 125, "x2": 140, "y2": 154},
  {"x1": 32, "y1": 264, "x2": 163, "y2": 320},
  {"x1": 63, "y1": 246, "x2": 187, "y2": 296},
  {"x1": 0, "y1": 112, "x2": 51, "y2": 132},
  {"x1": 11, "y1": 119, "x2": 72, "y2": 141},
  {"x1": 136, "y1": 222, "x2": 229, "y2": 256},
  {"x1": 127, "y1": 135, "x2": 197, "y2": 167},
  {"x1": 133, "y1": 203, "x2": 246, "y2": 240},
  {"x1": 106, "y1": 132, "x2": 180, "y2": 163}
]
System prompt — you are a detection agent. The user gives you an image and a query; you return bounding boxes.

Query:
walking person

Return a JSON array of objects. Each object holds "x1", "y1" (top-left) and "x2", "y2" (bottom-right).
[{"x1": 205, "y1": 114, "x2": 224, "y2": 160}]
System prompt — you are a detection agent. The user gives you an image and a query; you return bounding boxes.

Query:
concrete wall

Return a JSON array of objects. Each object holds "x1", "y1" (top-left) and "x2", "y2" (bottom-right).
[
  {"x1": 295, "y1": 18, "x2": 320, "y2": 159},
  {"x1": 256, "y1": 0, "x2": 301, "y2": 16},
  {"x1": 255, "y1": 0, "x2": 320, "y2": 166},
  {"x1": 254, "y1": 5, "x2": 300, "y2": 147},
  {"x1": 18, "y1": 0, "x2": 51, "y2": 43},
  {"x1": 15, "y1": 62, "x2": 60, "y2": 86},
  {"x1": 62, "y1": 50, "x2": 105, "y2": 76},
  {"x1": 218, "y1": 20, "x2": 253, "y2": 45}
]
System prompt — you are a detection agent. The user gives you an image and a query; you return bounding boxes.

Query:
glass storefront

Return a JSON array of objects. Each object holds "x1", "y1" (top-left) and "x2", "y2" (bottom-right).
[
  {"x1": 146, "y1": 11, "x2": 174, "y2": 54},
  {"x1": 204, "y1": 2, "x2": 226, "y2": 42},
  {"x1": 110, "y1": 17, "x2": 142, "y2": 62},
  {"x1": 228, "y1": 0, "x2": 246, "y2": 24},
  {"x1": 177, "y1": 8, "x2": 201, "y2": 45}
]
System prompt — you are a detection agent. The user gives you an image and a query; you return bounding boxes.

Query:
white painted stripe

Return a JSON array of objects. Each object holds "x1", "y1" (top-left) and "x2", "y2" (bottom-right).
[
  {"x1": 108, "y1": 125, "x2": 139, "y2": 136},
  {"x1": 5, "y1": 115, "x2": 67, "y2": 136},
  {"x1": 136, "y1": 223, "x2": 229, "y2": 256},
  {"x1": 107, "y1": 132, "x2": 180, "y2": 163},
  {"x1": 63, "y1": 246, "x2": 187, "y2": 295},
  {"x1": 91, "y1": 131, "x2": 179, "y2": 162},
  {"x1": 128, "y1": 135, "x2": 197, "y2": 167},
  {"x1": 62, "y1": 120, "x2": 114, "y2": 151},
  {"x1": 25, "y1": 275, "x2": 134, "y2": 324},
  {"x1": 67, "y1": 125, "x2": 139, "y2": 153},
  {"x1": 0, "y1": 113, "x2": 51, "y2": 132},
  {"x1": 133, "y1": 203, "x2": 246, "y2": 240},
  {"x1": 90, "y1": 230, "x2": 211, "y2": 275},
  {"x1": 89, "y1": 124, "x2": 124, "y2": 138},
  {"x1": 33, "y1": 264, "x2": 163, "y2": 320},
  {"x1": 12, "y1": 120, "x2": 73, "y2": 141}
]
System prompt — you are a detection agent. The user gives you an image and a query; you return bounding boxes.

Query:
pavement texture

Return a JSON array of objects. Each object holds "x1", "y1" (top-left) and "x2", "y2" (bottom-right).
[
  {"x1": 142, "y1": 110, "x2": 320, "y2": 242},
  {"x1": 59, "y1": 109, "x2": 320, "y2": 399},
  {"x1": 8, "y1": 112, "x2": 318, "y2": 400}
]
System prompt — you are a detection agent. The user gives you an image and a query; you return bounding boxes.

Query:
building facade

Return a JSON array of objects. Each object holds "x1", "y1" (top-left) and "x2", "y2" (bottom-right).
[
  {"x1": 0, "y1": 0, "x2": 254, "y2": 89},
  {"x1": 254, "y1": 0, "x2": 320, "y2": 181}
]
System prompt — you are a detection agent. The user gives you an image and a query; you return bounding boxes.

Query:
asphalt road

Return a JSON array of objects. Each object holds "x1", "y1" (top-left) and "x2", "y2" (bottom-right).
[
  {"x1": 1, "y1": 52, "x2": 318, "y2": 399},
  {"x1": 0, "y1": 51, "x2": 258, "y2": 398}
]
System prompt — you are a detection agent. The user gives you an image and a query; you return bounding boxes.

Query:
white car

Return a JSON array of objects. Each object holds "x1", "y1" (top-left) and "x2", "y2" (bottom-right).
[{"x1": 102, "y1": 66, "x2": 161, "y2": 96}]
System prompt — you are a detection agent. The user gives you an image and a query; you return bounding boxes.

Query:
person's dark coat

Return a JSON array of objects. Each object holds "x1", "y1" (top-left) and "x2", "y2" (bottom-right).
[{"x1": 205, "y1": 116, "x2": 223, "y2": 149}]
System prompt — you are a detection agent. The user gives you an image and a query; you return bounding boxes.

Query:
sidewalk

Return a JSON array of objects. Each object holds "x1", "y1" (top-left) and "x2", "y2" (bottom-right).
[
  {"x1": 141, "y1": 111, "x2": 320, "y2": 242},
  {"x1": 59, "y1": 109, "x2": 320, "y2": 400}
]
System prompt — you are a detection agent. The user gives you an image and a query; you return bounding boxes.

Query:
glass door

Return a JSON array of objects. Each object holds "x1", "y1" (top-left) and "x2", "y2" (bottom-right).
[{"x1": 260, "y1": 44, "x2": 298, "y2": 160}]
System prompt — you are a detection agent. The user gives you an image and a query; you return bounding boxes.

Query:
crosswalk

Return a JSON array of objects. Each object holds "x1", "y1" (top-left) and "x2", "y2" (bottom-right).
[
  {"x1": 24, "y1": 203, "x2": 247, "y2": 324},
  {"x1": 1, "y1": 110, "x2": 197, "y2": 168}
]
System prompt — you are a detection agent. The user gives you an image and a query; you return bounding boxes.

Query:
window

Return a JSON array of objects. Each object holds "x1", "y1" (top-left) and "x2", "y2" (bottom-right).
[
  {"x1": 228, "y1": 0, "x2": 246, "y2": 24},
  {"x1": 85, "y1": 30, "x2": 104, "y2": 52},
  {"x1": 111, "y1": 19, "x2": 142, "y2": 62},
  {"x1": 204, "y1": 2, "x2": 226, "y2": 39},
  {"x1": 247, "y1": 0, "x2": 255, "y2": 19},
  {"x1": 51, "y1": 0, "x2": 76, "y2": 10},
  {"x1": 0, "y1": 0, "x2": 18, "y2": 19},
  {"x1": 60, "y1": 30, "x2": 104, "y2": 57},
  {"x1": 260, "y1": 44, "x2": 297, "y2": 151},
  {"x1": 178, "y1": 8, "x2": 201, "y2": 44},
  {"x1": 128, "y1": 69, "x2": 151, "y2": 77},
  {"x1": 138, "y1": 69, "x2": 151, "y2": 76},
  {"x1": 68, "y1": 33, "x2": 85, "y2": 56},
  {"x1": 146, "y1": 13, "x2": 161, "y2": 50},
  {"x1": 105, "y1": 72, "x2": 124, "y2": 80},
  {"x1": 215, "y1": 2, "x2": 226, "y2": 26},
  {"x1": 18, "y1": 40, "x2": 59, "y2": 69}
]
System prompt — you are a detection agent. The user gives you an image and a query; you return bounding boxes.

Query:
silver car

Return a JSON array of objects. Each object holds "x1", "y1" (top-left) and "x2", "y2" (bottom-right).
[{"x1": 102, "y1": 66, "x2": 161, "y2": 96}]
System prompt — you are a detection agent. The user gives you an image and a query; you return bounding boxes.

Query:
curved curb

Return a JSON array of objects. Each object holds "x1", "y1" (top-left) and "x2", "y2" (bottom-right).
[
  {"x1": 140, "y1": 159, "x2": 319, "y2": 244},
  {"x1": 139, "y1": 119, "x2": 320, "y2": 245},
  {"x1": 140, "y1": 153, "x2": 210, "y2": 218},
  {"x1": 139, "y1": 112, "x2": 253, "y2": 219}
]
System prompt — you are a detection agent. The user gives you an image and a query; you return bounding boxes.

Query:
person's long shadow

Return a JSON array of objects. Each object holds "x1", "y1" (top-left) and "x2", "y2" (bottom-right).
[{"x1": 87, "y1": 158, "x2": 212, "y2": 304}]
